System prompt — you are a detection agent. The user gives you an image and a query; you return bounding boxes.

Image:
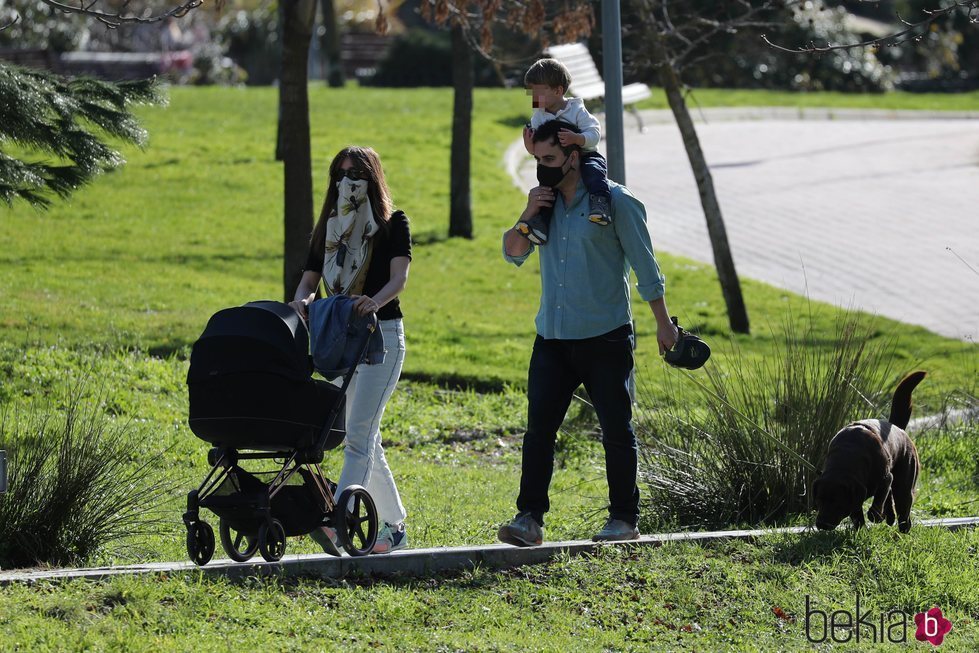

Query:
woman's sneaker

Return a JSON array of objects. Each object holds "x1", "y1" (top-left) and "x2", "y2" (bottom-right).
[
  {"x1": 309, "y1": 524, "x2": 342, "y2": 556},
  {"x1": 372, "y1": 522, "x2": 408, "y2": 554}
]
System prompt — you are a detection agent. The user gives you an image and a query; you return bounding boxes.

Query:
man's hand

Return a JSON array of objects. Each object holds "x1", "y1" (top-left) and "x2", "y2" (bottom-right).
[
  {"x1": 558, "y1": 129, "x2": 585, "y2": 147},
  {"x1": 657, "y1": 320, "x2": 679, "y2": 355},
  {"x1": 523, "y1": 125, "x2": 535, "y2": 154},
  {"x1": 523, "y1": 185, "x2": 555, "y2": 220}
]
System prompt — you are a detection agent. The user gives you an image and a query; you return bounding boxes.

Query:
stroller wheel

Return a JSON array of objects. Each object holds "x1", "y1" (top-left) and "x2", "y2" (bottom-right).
[
  {"x1": 334, "y1": 485, "x2": 378, "y2": 556},
  {"x1": 186, "y1": 521, "x2": 215, "y2": 566},
  {"x1": 220, "y1": 518, "x2": 259, "y2": 563},
  {"x1": 258, "y1": 518, "x2": 287, "y2": 562}
]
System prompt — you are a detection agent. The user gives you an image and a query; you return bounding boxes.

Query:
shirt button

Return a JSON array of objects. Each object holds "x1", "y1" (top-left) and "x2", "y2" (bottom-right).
[{"x1": 560, "y1": 259, "x2": 564, "y2": 263}]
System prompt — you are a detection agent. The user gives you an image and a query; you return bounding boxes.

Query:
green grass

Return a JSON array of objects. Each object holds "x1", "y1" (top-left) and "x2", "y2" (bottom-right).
[
  {"x1": 1, "y1": 527, "x2": 978, "y2": 651},
  {"x1": 635, "y1": 87, "x2": 979, "y2": 112},
  {"x1": 1, "y1": 86, "x2": 977, "y2": 649},
  {"x1": 0, "y1": 86, "x2": 975, "y2": 406}
]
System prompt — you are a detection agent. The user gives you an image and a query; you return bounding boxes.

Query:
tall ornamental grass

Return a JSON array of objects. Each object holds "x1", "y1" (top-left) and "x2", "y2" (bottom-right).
[
  {"x1": 0, "y1": 386, "x2": 171, "y2": 568},
  {"x1": 635, "y1": 311, "x2": 905, "y2": 530}
]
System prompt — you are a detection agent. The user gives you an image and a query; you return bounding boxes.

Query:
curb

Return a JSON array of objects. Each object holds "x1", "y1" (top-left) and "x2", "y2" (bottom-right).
[{"x1": 3, "y1": 516, "x2": 977, "y2": 586}]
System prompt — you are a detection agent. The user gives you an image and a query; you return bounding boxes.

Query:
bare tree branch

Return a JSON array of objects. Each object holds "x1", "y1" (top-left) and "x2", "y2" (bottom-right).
[
  {"x1": 32, "y1": 0, "x2": 207, "y2": 29},
  {"x1": 762, "y1": 1, "x2": 977, "y2": 54}
]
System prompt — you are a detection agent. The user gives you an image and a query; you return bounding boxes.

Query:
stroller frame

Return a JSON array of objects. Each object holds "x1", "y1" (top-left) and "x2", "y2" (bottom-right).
[{"x1": 183, "y1": 311, "x2": 379, "y2": 565}]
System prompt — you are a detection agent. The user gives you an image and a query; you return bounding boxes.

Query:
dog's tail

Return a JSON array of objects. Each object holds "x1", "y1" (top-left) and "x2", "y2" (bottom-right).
[{"x1": 889, "y1": 370, "x2": 927, "y2": 429}]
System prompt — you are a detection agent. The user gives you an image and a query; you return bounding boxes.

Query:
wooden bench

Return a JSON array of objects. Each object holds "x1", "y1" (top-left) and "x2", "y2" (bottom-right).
[{"x1": 544, "y1": 42, "x2": 651, "y2": 132}]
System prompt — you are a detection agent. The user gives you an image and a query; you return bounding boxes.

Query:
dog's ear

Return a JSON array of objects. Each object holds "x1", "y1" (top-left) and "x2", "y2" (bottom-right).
[{"x1": 848, "y1": 481, "x2": 867, "y2": 505}]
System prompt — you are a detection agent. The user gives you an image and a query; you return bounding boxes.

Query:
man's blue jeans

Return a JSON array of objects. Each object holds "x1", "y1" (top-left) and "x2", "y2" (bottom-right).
[{"x1": 517, "y1": 323, "x2": 639, "y2": 527}]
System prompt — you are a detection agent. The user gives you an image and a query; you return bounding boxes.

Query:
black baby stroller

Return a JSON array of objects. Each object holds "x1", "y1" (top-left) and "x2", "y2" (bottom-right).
[{"x1": 183, "y1": 300, "x2": 378, "y2": 565}]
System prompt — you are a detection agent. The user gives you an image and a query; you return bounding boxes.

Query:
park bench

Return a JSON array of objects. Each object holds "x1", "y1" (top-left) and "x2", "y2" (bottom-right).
[
  {"x1": 340, "y1": 32, "x2": 393, "y2": 82},
  {"x1": 543, "y1": 42, "x2": 651, "y2": 132}
]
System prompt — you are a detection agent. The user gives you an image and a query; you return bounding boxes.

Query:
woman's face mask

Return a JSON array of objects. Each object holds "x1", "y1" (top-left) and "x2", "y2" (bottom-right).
[
  {"x1": 336, "y1": 175, "x2": 367, "y2": 200},
  {"x1": 536, "y1": 152, "x2": 572, "y2": 188}
]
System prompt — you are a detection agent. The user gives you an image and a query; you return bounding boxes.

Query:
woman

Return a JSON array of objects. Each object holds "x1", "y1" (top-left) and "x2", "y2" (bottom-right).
[{"x1": 289, "y1": 146, "x2": 410, "y2": 554}]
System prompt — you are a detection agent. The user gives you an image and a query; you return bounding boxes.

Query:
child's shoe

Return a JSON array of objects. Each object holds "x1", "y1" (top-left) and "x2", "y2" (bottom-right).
[
  {"x1": 588, "y1": 193, "x2": 611, "y2": 226},
  {"x1": 516, "y1": 214, "x2": 550, "y2": 245}
]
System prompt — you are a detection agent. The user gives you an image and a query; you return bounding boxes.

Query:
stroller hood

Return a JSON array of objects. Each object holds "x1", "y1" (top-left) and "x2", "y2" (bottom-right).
[{"x1": 188, "y1": 301, "x2": 312, "y2": 383}]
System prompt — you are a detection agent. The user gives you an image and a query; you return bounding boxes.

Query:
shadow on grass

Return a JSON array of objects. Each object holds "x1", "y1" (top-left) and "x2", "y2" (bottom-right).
[
  {"x1": 770, "y1": 529, "x2": 856, "y2": 566},
  {"x1": 400, "y1": 371, "x2": 509, "y2": 394},
  {"x1": 411, "y1": 229, "x2": 450, "y2": 247},
  {"x1": 496, "y1": 114, "x2": 529, "y2": 128}
]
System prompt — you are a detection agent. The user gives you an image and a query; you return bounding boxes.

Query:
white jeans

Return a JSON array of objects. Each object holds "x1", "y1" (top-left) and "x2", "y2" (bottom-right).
[{"x1": 336, "y1": 318, "x2": 407, "y2": 526}]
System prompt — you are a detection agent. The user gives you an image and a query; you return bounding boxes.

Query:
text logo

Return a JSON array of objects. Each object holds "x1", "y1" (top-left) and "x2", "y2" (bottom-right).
[{"x1": 914, "y1": 607, "x2": 952, "y2": 646}]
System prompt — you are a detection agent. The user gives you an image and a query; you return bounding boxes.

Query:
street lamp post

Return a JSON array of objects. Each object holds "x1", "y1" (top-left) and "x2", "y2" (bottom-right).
[{"x1": 602, "y1": 0, "x2": 626, "y2": 185}]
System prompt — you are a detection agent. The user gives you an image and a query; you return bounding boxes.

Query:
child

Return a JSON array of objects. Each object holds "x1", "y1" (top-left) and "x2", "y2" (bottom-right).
[{"x1": 517, "y1": 57, "x2": 611, "y2": 246}]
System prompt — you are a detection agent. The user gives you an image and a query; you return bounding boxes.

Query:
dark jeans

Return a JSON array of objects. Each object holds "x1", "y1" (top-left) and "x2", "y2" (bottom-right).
[
  {"x1": 580, "y1": 151, "x2": 610, "y2": 199},
  {"x1": 517, "y1": 323, "x2": 638, "y2": 527},
  {"x1": 538, "y1": 152, "x2": 610, "y2": 223}
]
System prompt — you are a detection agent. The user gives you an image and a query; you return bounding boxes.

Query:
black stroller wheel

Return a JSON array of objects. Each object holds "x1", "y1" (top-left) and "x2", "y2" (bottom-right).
[
  {"x1": 220, "y1": 518, "x2": 259, "y2": 563},
  {"x1": 334, "y1": 486, "x2": 378, "y2": 556},
  {"x1": 258, "y1": 519, "x2": 287, "y2": 562},
  {"x1": 187, "y1": 521, "x2": 215, "y2": 566}
]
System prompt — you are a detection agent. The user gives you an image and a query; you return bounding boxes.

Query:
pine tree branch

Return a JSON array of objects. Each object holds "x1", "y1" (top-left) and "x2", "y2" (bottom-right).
[{"x1": 0, "y1": 63, "x2": 166, "y2": 210}]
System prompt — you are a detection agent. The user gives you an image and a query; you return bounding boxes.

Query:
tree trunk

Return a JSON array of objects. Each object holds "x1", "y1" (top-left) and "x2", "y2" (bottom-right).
[
  {"x1": 649, "y1": 30, "x2": 750, "y2": 334},
  {"x1": 449, "y1": 23, "x2": 473, "y2": 239},
  {"x1": 277, "y1": 0, "x2": 318, "y2": 302},
  {"x1": 319, "y1": 0, "x2": 344, "y2": 88}
]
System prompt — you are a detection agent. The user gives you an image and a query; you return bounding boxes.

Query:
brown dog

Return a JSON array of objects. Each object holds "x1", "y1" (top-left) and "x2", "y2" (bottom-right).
[{"x1": 813, "y1": 371, "x2": 926, "y2": 533}]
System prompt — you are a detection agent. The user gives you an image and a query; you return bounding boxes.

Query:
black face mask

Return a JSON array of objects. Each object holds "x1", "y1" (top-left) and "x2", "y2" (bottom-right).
[{"x1": 536, "y1": 153, "x2": 571, "y2": 188}]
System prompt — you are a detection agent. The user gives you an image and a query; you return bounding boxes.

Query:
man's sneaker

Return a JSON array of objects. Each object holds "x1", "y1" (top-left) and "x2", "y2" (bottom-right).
[
  {"x1": 588, "y1": 193, "x2": 611, "y2": 226},
  {"x1": 592, "y1": 518, "x2": 640, "y2": 542},
  {"x1": 309, "y1": 524, "x2": 342, "y2": 556},
  {"x1": 372, "y1": 522, "x2": 408, "y2": 554},
  {"x1": 497, "y1": 512, "x2": 543, "y2": 547},
  {"x1": 516, "y1": 214, "x2": 549, "y2": 245}
]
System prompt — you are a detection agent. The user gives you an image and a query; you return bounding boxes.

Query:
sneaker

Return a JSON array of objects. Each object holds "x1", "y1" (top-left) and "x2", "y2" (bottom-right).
[
  {"x1": 592, "y1": 518, "x2": 640, "y2": 542},
  {"x1": 588, "y1": 193, "x2": 611, "y2": 226},
  {"x1": 309, "y1": 524, "x2": 342, "y2": 556},
  {"x1": 372, "y1": 522, "x2": 408, "y2": 554},
  {"x1": 516, "y1": 214, "x2": 549, "y2": 245},
  {"x1": 497, "y1": 512, "x2": 543, "y2": 547}
]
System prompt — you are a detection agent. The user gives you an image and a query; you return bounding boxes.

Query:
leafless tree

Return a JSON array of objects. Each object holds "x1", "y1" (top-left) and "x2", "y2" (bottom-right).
[
  {"x1": 420, "y1": 0, "x2": 594, "y2": 239},
  {"x1": 24, "y1": 0, "x2": 206, "y2": 28},
  {"x1": 764, "y1": 1, "x2": 978, "y2": 53}
]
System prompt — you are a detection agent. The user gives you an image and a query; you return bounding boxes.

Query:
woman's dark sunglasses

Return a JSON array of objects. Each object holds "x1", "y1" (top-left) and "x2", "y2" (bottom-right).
[{"x1": 339, "y1": 168, "x2": 368, "y2": 181}]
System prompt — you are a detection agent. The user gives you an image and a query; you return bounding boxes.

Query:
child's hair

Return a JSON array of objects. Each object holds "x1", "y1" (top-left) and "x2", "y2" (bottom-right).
[{"x1": 524, "y1": 58, "x2": 572, "y2": 92}]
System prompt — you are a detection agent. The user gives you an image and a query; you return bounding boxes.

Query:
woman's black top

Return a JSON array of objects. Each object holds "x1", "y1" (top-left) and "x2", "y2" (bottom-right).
[{"x1": 304, "y1": 210, "x2": 412, "y2": 321}]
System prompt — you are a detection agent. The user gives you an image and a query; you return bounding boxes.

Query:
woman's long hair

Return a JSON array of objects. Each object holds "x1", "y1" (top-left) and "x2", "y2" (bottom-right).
[{"x1": 310, "y1": 146, "x2": 394, "y2": 258}]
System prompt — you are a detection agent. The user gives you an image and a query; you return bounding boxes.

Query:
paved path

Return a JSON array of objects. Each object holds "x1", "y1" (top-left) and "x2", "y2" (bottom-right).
[{"x1": 510, "y1": 108, "x2": 979, "y2": 342}]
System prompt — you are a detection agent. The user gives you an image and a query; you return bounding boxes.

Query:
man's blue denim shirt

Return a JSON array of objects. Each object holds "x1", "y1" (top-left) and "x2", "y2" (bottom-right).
[{"x1": 503, "y1": 180, "x2": 666, "y2": 340}]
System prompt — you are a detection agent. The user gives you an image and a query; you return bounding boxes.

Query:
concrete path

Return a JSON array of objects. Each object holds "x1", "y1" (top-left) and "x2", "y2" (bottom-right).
[
  {"x1": 3, "y1": 517, "x2": 977, "y2": 585},
  {"x1": 509, "y1": 108, "x2": 979, "y2": 342}
]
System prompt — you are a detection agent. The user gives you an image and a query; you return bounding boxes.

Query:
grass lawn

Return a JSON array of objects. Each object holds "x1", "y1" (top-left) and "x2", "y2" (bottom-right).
[{"x1": 1, "y1": 86, "x2": 977, "y2": 650}]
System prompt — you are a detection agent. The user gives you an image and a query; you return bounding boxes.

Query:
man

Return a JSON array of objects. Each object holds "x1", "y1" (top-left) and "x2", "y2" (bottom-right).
[{"x1": 498, "y1": 119, "x2": 679, "y2": 546}]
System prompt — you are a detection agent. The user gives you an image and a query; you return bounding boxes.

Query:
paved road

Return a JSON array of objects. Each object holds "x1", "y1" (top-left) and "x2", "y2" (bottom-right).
[{"x1": 511, "y1": 108, "x2": 979, "y2": 342}]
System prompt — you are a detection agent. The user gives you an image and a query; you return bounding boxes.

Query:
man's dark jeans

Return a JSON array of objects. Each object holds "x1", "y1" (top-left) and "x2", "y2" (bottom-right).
[{"x1": 517, "y1": 323, "x2": 638, "y2": 527}]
